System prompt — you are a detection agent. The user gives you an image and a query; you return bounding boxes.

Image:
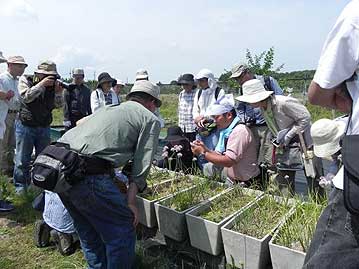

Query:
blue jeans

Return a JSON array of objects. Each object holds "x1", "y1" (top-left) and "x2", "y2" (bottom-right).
[
  {"x1": 303, "y1": 188, "x2": 359, "y2": 268},
  {"x1": 13, "y1": 120, "x2": 50, "y2": 189},
  {"x1": 60, "y1": 175, "x2": 135, "y2": 269}
]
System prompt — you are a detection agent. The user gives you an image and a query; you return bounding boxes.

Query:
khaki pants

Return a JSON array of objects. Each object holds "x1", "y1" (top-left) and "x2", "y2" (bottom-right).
[
  {"x1": 249, "y1": 125, "x2": 273, "y2": 165},
  {"x1": 0, "y1": 112, "x2": 16, "y2": 173}
]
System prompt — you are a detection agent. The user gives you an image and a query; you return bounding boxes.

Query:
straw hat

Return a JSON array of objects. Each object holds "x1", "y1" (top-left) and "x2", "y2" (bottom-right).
[
  {"x1": 235, "y1": 79, "x2": 273, "y2": 103},
  {"x1": 311, "y1": 118, "x2": 346, "y2": 158}
]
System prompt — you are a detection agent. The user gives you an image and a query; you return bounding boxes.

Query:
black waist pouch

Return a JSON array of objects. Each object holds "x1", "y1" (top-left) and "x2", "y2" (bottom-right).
[
  {"x1": 342, "y1": 135, "x2": 359, "y2": 215},
  {"x1": 31, "y1": 142, "x2": 85, "y2": 193}
]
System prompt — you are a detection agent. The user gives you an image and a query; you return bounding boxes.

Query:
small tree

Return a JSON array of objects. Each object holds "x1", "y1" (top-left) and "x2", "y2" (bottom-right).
[
  {"x1": 246, "y1": 47, "x2": 284, "y2": 75},
  {"x1": 219, "y1": 47, "x2": 284, "y2": 92}
]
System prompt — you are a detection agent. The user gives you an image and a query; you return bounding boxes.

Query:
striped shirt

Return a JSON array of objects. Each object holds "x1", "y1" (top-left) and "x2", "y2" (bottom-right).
[{"x1": 178, "y1": 89, "x2": 197, "y2": 133}]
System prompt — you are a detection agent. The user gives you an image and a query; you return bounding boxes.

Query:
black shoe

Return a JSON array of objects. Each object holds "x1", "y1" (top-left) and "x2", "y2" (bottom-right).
[
  {"x1": 34, "y1": 220, "x2": 51, "y2": 247},
  {"x1": 51, "y1": 230, "x2": 75, "y2": 256}
]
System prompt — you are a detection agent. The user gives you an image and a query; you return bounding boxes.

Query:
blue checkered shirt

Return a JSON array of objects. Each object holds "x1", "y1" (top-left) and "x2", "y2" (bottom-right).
[{"x1": 178, "y1": 89, "x2": 197, "y2": 133}]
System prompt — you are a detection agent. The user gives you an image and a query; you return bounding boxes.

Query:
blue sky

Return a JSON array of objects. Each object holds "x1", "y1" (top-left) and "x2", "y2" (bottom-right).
[{"x1": 0, "y1": 0, "x2": 351, "y2": 83}]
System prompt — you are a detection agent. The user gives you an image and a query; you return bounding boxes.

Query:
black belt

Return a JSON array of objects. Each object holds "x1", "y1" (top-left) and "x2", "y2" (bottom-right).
[
  {"x1": 8, "y1": 110, "x2": 18, "y2": 113},
  {"x1": 81, "y1": 156, "x2": 114, "y2": 176}
]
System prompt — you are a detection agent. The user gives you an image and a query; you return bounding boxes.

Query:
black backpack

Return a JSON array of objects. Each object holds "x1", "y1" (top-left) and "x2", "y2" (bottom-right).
[
  {"x1": 197, "y1": 86, "x2": 221, "y2": 101},
  {"x1": 263, "y1": 76, "x2": 272, "y2": 91}
]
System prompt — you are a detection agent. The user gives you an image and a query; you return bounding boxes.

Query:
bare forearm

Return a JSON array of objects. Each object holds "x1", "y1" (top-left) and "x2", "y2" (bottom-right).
[
  {"x1": 127, "y1": 182, "x2": 138, "y2": 205},
  {"x1": 308, "y1": 81, "x2": 351, "y2": 113},
  {"x1": 203, "y1": 151, "x2": 235, "y2": 167}
]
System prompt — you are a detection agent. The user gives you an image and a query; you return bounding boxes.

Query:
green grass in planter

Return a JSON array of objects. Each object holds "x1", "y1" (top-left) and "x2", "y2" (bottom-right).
[
  {"x1": 146, "y1": 167, "x2": 172, "y2": 185},
  {"x1": 232, "y1": 195, "x2": 291, "y2": 238},
  {"x1": 199, "y1": 187, "x2": 258, "y2": 223},
  {"x1": 162, "y1": 180, "x2": 226, "y2": 212},
  {"x1": 140, "y1": 175, "x2": 196, "y2": 201},
  {"x1": 274, "y1": 202, "x2": 324, "y2": 253}
]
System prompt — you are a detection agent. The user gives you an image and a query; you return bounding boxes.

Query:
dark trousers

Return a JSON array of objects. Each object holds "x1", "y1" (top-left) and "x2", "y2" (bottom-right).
[{"x1": 303, "y1": 188, "x2": 359, "y2": 269}]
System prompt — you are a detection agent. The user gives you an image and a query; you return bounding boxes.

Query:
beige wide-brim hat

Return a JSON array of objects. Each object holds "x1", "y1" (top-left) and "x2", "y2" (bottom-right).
[
  {"x1": 235, "y1": 79, "x2": 273, "y2": 103},
  {"x1": 127, "y1": 80, "x2": 162, "y2": 107},
  {"x1": 7, "y1": 56, "x2": 28, "y2": 66},
  {"x1": 35, "y1": 60, "x2": 58, "y2": 75},
  {"x1": 230, "y1": 62, "x2": 248, "y2": 78},
  {"x1": 311, "y1": 118, "x2": 346, "y2": 158}
]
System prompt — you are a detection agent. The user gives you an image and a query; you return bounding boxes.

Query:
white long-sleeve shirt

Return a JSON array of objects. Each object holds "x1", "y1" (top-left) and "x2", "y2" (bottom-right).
[
  {"x1": 192, "y1": 87, "x2": 225, "y2": 119},
  {"x1": 90, "y1": 88, "x2": 120, "y2": 113}
]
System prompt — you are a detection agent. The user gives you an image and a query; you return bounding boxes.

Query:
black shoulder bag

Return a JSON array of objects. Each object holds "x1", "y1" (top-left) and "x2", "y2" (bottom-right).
[{"x1": 31, "y1": 142, "x2": 85, "y2": 193}]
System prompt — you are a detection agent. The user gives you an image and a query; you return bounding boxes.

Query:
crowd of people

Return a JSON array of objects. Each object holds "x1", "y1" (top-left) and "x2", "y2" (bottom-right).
[{"x1": 0, "y1": 1, "x2": 358, "y2": 267}]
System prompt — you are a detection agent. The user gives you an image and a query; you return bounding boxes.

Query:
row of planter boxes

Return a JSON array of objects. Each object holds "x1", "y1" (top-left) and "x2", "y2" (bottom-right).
[{"x1": 137, "y1": 170, "x2": 324, "y2": 268}]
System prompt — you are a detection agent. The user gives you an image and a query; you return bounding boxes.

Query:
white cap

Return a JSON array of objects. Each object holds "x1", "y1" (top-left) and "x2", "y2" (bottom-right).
[
  {"x1": 116, "y1": 80, "x2": 125, "y2": 86},
  {"x1": 206, "y1": 94, "x2": 235, "y2": 116},
  {"x1": 135, "y1": 69, "x2": 149, "y2": 80},
  {"x1": 195, "y1": 68, "x2": 214, "y2": 80}
]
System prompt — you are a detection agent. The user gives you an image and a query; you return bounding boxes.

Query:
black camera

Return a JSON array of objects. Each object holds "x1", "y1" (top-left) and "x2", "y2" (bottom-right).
[{"x1": 56, "y1": 79, "x2": 76, "y2": 90}]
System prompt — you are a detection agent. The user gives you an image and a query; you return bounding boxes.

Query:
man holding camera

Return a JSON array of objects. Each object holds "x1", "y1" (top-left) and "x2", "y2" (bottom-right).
[
  {"x1": 13, "y1": 60, "x2": 63, "y2": 193},
  {"x1": 63, "y1": 68, "x2": 91, "y2": 130}
]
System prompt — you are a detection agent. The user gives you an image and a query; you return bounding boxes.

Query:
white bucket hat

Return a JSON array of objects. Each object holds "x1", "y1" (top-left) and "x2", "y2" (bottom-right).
[
  {"x1": 235, "y1": 79, "x2": 273, "y2": 103},
  {"x1": 206, "y1": 94, "x2": 235, "y2": 116},
  {"x1": 135, "y1": 69, "x2": 149, "y2": 80},
  {"x1": 311, "y1": 118, "x2": 346, "y2": 158}
]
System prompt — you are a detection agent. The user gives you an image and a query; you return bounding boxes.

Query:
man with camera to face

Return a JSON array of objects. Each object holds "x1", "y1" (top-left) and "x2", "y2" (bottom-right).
[
  {"x1": 14, "y1": 60, "x2": 63, "y2": 193},
  {"x1": 63, "y1": 68, "x2": 91, "y2": 130}
]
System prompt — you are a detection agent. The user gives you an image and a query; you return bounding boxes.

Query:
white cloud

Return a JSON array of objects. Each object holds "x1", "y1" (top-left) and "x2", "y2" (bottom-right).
[
  {"x1": 52, "y1": 46, "x2": 108, "y2": 79},
  {"x1": 0, "y1": 0, "x2": 38, "y2": 22}
]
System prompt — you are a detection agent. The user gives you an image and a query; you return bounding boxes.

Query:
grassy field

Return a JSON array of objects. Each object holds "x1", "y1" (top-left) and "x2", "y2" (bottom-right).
[{"x1": 52, "y1": 94, "x2": 341, "y2": 127}]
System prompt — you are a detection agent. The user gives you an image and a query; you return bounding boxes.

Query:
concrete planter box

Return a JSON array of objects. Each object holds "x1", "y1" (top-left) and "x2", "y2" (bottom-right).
[
  {"x1": 269, "y1": 240, "x2": 305, "y2": 269},
  {"x1": 185, "y1": 188, "x2": 263, "y2": 256},
  {"x1": 221, "y1": 195, "x2": 294, "y2": 269},
  {"x1": 269, "y1": 206, "x2": 307, "y2": 269},
  {"x1": 154, "y1": 182, "x2": 226, "y2": 242},
  {"x1": 136, "y1": 179, "x2": 175, "y2": 228}
]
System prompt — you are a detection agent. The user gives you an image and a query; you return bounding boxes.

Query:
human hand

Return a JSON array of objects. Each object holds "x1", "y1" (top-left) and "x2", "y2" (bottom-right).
[
  {"x1": 128, "y1": 203, "x2": 138, "y2": 227},
  {"x1": 6, "y1": 90, "x2": 14, "y2": 100},
  {"x1": 194, "y1": 116, "x2": 204, "y2": 127},
  {"x1": 54, "y1": 80, "x2": 63, "y2": 94},
  {"x1": 191, "y1": 140, "x2": 207, "y2": 155},
  {"x1": 39, "y1": 76, "x2": 56, "y2": 88}
]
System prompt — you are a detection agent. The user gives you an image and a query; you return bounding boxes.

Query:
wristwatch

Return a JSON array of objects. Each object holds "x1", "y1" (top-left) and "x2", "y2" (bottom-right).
[{"x1": 198, "y1": 152, "x2": 206, "y2": 160}]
